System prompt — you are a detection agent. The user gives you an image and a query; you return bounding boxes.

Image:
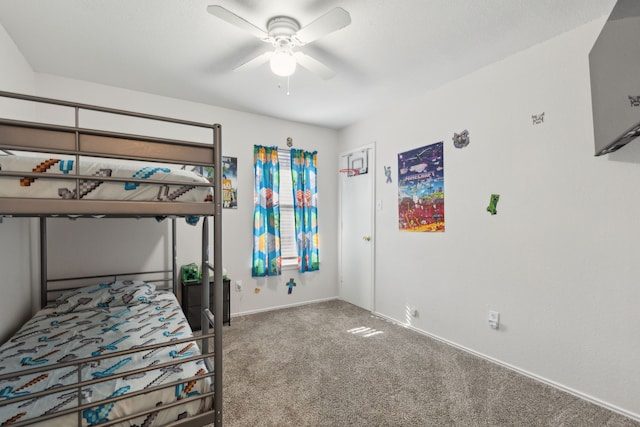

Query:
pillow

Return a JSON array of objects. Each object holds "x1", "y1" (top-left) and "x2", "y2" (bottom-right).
[{"x1": 55, "y1": 280, "x2": 157, "y2": 309}]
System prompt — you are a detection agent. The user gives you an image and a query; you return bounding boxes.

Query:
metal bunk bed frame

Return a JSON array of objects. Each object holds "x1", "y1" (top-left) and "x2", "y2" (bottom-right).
[{"x1": 0, "y1": 90, "x2": 224, "y2": 426}]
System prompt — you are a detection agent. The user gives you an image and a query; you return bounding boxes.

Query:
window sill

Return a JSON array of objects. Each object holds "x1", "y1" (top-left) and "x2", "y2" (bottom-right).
[{"x1": 281, "y1": 263, "x2": 321, "y2": 272}]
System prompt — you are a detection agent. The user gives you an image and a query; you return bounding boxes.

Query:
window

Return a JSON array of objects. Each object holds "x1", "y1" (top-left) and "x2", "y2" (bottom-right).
[
  {"x1": 278, "y1": 150, "x2": 298, "y2": 268},
  {"x1": 253, "y1": 145, "x2": 319, "y2": 276}
]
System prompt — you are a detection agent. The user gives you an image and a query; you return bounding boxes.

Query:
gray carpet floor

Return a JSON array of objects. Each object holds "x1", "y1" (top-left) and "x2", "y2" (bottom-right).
[{"x1": 221, "y1": 300, "x2": 639, "y2": 427}]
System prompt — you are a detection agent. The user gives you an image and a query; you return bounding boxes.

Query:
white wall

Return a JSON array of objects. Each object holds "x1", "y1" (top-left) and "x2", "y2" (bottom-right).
[
  {"x1": 0, "y1": 24, "x2": 37, "y2": 342},
  {"x1": 0, "y1": 20, "x2": 339, "y2": 340},
  {"x1": 0, "y1": 24, "x2": 34, "y2": 94},
  {"x1": 339, "y1": 18, "x2": 640, "y2": 420},
  {"x1": 32, "y1": 74, "x2": 340, "y2": 316},
  {"x1": 6, "y1": 11, "x2": 636, "y2": 420}
]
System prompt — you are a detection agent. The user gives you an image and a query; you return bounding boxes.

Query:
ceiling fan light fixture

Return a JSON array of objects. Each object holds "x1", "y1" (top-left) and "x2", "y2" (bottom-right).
[
  {"x1": 208, "y1": 6, "x2": 350, "y2": 80},
  {"x1": 270, "y1": 46, "x2": 297, "y2": 77}
]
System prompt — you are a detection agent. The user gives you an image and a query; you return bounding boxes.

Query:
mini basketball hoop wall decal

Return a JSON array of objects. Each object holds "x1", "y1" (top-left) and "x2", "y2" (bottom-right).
[
  {"x1": 339, "y1": 168, "x2": 361, "y2": 177},
  {"x1": 340, "y1": 149, "x2": 369, "y2": 177}
]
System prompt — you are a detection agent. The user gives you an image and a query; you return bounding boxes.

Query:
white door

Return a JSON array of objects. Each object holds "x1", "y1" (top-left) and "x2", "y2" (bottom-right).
[{"x1": 339, "y1": 146, "x2": 374, "y2": 311}]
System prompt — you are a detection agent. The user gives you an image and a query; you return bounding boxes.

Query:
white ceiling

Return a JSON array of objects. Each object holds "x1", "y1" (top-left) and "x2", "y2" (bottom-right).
[{"x1": 0, "y1": 0, "x2": 616, "y2": 129}]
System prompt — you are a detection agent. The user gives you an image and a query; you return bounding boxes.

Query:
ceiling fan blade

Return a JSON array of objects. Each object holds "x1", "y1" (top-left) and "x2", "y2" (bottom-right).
[
  {"x1": 295, "y1": 7, "x2": 351, "y2": 45},
  {"x1": 294, "y1": 51, "x2": 336, "y2": 80},
  {"x1": 207, "y1": 5, "x2": 268, "y2": 40},
  {"x1": 234, "y1": 51, "x2": 273, "y2": 72}
]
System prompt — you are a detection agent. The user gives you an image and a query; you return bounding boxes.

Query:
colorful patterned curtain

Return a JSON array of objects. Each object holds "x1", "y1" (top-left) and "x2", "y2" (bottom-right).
[
  {"x1": 290, "y1": 149, "x2": 319, "y2": 272},
  {"x1": 252, "y1": 145, "x2": 281, "y2": 276}
]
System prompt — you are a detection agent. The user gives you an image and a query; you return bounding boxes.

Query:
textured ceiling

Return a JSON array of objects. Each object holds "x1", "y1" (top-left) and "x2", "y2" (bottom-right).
[{"x1": 0, "y1": 0, "x2": 616, "y2": 129}]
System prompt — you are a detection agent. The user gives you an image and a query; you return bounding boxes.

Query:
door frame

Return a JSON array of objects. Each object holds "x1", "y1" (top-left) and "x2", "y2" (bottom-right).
[{"x1": 338, "y1": 143, "x2": 376, "y2": 312}]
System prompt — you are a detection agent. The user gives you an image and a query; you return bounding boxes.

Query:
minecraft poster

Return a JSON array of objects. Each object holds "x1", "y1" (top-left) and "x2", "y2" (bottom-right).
[
  {"x1": 398, "y1": 142, "x2": 444, "y2": 232},
  {"x1": 222, "y1": 156, "x2": 237, "y2": 209}
]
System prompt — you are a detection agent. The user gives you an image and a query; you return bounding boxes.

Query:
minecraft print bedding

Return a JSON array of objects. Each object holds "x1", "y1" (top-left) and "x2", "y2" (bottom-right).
[
  {"x1": 0, "y1": 154, "x2": 213, "y2": 202},
  {"x1": 0, "y1": 281, "x2": 212, "y2": 426}
]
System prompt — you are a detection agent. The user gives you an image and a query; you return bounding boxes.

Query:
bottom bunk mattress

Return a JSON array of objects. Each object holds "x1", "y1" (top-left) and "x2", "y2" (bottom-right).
[{"x1": 0, "y1": 280, "x2": 213, "y2": 426}]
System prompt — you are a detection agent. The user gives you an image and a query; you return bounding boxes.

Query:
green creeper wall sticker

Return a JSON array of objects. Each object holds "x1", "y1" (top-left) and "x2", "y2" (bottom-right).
[{"x1": 487, "y1": 194, "x2": 500, "y2": 215}]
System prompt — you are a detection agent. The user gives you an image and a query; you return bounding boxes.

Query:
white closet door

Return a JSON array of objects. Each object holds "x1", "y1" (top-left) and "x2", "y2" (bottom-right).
[{"x1": 339, "y1": 146, "x2": 374, "y2": 311}]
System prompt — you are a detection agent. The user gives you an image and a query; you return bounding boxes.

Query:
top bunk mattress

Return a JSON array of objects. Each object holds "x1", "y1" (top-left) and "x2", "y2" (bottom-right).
[{"x1": 0, "y1": 154, "x2": 213, "y2": 203}]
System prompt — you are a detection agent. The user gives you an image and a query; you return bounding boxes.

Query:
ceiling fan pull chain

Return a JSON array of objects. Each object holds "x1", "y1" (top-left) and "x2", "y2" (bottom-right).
[{"x1": 287, "y1": 76, "x2": 291, "y2": 96}]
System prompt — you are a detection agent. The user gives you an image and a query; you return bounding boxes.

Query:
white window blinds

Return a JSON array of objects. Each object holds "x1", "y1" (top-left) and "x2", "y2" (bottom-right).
[{"x1": 278, "y1": 150, "x2": 298, "y2": 267}]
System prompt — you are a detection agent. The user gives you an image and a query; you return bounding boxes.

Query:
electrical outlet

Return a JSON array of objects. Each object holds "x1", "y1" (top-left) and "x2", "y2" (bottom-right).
[
  {"x1": 235, "y1": 280, "x2": 242, "y2": 292},
  {"x1": 488, "y1": 310, "x2": 500, "y2": 329}
]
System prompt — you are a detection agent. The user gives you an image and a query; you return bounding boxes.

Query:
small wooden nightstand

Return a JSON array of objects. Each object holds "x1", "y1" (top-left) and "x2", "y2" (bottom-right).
[{"x1": 181, "y1": 278, "x2": 230, "y2": 330}]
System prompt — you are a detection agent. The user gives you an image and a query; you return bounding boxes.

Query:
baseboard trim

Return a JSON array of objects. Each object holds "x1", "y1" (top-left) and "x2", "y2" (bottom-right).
[
  {"x1": 232, "y1": 296, "x2": 339, "y2": 318},
  {"x1": 373, "y1": 311, "x2": 640, "y2": 423}
]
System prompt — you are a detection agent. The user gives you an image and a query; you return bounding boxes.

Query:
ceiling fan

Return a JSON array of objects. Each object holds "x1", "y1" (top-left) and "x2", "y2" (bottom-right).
[{"x1": 207, "y1": 5, "x2": 351, "y2": 80}]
